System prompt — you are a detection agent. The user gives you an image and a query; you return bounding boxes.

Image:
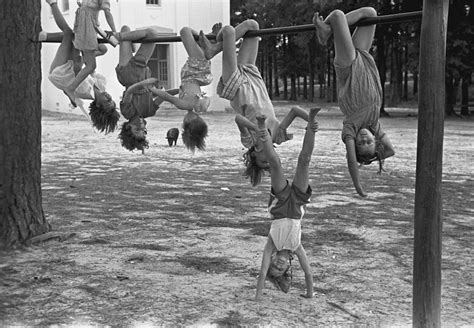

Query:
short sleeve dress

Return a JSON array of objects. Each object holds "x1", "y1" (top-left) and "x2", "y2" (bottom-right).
[
  {"x1": 334, "y1": 49, "x2": 384, "y2": 143},
  {"x1": 73, "y1": 0, "x2": 111, "y2": 51},
  {"x1": 217, "y1": 64, "x2": 291, "y2": 148}
]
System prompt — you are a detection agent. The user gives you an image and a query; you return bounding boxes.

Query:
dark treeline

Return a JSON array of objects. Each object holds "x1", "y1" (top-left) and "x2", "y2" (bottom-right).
[{"x1": 230, "y1": 0, "x2": 473, "y2": 116}]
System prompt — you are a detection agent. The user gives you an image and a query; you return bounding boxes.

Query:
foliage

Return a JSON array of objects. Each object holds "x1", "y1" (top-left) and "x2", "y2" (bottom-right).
[
  {"x1": 446, "y1": 0, "x2": 474, "y2": 79},
  {"x1": 230, "y1": 0, "x2": 472, "y2": 104}
]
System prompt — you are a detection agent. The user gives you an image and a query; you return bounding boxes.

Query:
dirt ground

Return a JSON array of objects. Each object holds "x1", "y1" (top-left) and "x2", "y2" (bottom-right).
[{"x1": 0, "y1": 101, "x2": 472, "y2": 327}]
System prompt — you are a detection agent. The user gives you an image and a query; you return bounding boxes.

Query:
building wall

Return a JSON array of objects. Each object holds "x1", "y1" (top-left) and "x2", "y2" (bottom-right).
[{"x1": 41, "y1": 0, "x2": 230, "y2": 113}]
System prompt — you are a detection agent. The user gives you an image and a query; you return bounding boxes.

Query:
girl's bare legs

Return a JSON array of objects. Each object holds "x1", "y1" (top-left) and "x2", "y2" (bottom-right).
[
  {"x1": 117, "y1": 25, "x2": 134, "y2": 66},
  {"x1": 199, "y1": 19, "x2": 260, "y2": 82},
  {"x1": 292, "y1": 108, "x2": 320, "y2": 192},
  {"x1": 235, "y1": 20, "x2": 260, "y2": 66},
  {"x1": 68, "y1": 49, "x2": 96, "y2": 92},
  {"x1": 180, "y1": 27, "x2": 206, "y2": 60},
  {"x1": 116, "y1": 26, "x2": 158, "y2": 67},
  {"x1": 48, "y1": 2, "x2": 74, "y2": 72},
  {"x1": 219, "y1": 25, "x2": 239, "y2": 82},
  {"x1": 314, "y1": 10, "x2": 354, "y2": 67},
  {"x1": 256, "y1": 116, "x2": 287, "y2": 194},
  {"x1": 314, "y1": 7, "x2": 377, "y2": 67},
  {"x1": 348, "y1": 7, "x2": 377, "y2": 52}
]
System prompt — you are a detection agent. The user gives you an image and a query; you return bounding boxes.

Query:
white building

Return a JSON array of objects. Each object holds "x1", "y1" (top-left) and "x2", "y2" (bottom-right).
[{"x1": 41, "y1": 0, "x2": 230, "y2": 113}]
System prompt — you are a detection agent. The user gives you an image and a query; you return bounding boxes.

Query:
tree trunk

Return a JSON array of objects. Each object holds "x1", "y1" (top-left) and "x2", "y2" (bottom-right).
[
  {"x1": 460, "y1": 74, "x2": 470, "y2": 116},
  {"x1": 445, "y1": 72, "x2": 456, "y2": 116},
  {"x1": 283, "y1": 75, "x2": 288, "y2": 100},
  {"x1": 376, "y1": 28, "x2": 387, "y2": 112},
  {"x1": 403, "y1": 40, "x2": 409, "y2": 101},
  {"x1": 319, "y1": 71, "x2": 325, "y2": 99},
  {"x1": 332, "y1": 61, "x2": 337, "y2": 102},
  {"x1": 389, "y1": 42, "x2": 402, "y2": 106},
  {"x1": 413, "y1": 71, "x2": 418, "y2": 95},
  {"x1": 290, "y1": 74, "x2": 297, "y2": 101},
  {"x1": 267, "y1": 46, "x2": 273, "y2": 100},
  {"x1": 303, "y1": 75, "x2": 308, "y2": 100},
  {"x1": 0, "y1": 0, "x2": 50, "y2": 248},
  {"x1": 273, "y1": 50, "x2": 279, "y2": 98}
]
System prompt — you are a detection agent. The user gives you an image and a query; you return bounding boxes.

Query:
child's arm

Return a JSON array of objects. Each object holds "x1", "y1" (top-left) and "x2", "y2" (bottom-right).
[
  {"x1": 102, "y1": 3, "x2": 116, "y2": 33},
  {"x1": 148, "y1": 87, "x2": 195, "y2": 111},
  {"x1": 379, "y1": 134, "x2": 395, "y2": 159},
  {"x1": 278, "y1": 106, "x2": 310, "y2": 131},
  {"x1": 345, "y1": 139, "x2": 367, "y2": 197},
  {"x1": 235, "y1": 114, "x2": 257, "y2": 133},
  {"x1": 255, "y1": 237, "x2": 276, "y2": 301},
  {"x1": 294, "y1": 245, "x2": 313, "y2": 298},
  {"x1": 152, "y1": 88, "x2": 180, "y2": 107},
  {"x1": 121, "y1": 78, "x2": 158, "y2": 103}
]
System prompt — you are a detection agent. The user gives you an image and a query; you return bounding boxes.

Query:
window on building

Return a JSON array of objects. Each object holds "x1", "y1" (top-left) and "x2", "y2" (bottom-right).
[
  {"x1": 148, "y1": 44, "x2": 169, "y2": 88},
  {"x1": 60, "y1": 0, "x2": 70, "y2": 13},
  {"x1": 146, "y1": 0, "x2": 161, "y2": 6}
]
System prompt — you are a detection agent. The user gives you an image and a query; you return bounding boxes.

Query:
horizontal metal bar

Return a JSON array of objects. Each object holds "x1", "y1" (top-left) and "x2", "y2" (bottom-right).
[{"x1": 38, "y1": 11, "x2": 422, "y2": 44}]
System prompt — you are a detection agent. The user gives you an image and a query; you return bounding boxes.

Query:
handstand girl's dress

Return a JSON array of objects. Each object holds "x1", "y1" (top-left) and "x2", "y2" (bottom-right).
[{"x1": 267, "y1": 182, "x2": 312, "y2": 252}]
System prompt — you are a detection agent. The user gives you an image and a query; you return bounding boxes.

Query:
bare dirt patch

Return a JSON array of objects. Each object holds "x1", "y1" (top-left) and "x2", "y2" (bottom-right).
[{"x1": 1, "y1": 103, "x2": 472, "y2": 327}]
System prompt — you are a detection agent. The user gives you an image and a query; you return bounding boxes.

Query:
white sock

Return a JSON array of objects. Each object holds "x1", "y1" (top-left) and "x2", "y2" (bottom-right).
[{"x1": 38, "y1": 31, "x2": 48, "y2": 41}]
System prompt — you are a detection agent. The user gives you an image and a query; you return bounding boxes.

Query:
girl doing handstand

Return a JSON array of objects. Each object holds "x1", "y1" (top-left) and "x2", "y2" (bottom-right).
[{"x1": 254, "y1": 107, "x2": 320, "y2": 301}]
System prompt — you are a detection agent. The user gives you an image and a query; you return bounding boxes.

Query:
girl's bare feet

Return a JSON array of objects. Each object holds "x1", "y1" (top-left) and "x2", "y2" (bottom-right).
[
  {"x1": 211, "y1": 22, "x2": 223, "y2": 43},
  {"x1": 313, "y1": 12, "x2": 331, "y2": 45},
  {"x1": 308, "y1": 107, "x2": 321, "y2": 132},
  {"x1": 199, "y1": 30, "x2": 221, "y2": 60}
]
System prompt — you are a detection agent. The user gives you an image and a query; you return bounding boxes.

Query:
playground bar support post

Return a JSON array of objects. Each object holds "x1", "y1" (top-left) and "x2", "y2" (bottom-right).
[{"x1": 412, "y1": 1, "x2": 448, "y2": 327}]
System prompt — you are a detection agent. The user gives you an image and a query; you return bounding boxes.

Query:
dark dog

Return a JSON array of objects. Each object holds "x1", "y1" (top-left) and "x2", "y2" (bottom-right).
[{"x1": 166, "y1": 128, "x2": 179, "y2": 147}]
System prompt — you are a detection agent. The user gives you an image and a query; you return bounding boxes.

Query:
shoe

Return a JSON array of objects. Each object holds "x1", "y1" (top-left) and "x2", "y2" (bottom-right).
[
  {"x1": 106, "y1": 31, "x2": 119, "y2": 47},
  {"x1": 95, "y1": 26, "x2": 118, "y2": 47}
]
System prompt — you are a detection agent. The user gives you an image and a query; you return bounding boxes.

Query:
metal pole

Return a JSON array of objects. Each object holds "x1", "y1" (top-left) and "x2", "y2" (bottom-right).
[{"x1": 37, "y1": 11, "x2": 422, "y2": 44}]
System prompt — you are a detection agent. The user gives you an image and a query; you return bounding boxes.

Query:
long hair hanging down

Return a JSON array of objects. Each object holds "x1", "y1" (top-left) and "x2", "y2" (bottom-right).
[
  {"x1": 118, "y1": 122, "x2": 149, "y2": 152},
  {"x1": 89, "y1": 101, "x2": 120, "y2": 134},
  {"x1": 181, "y1": 114, "x2": 208, "y2": 153},
  {"x1": 242, "y1": 146, "x2": 265, "y2": 186}
]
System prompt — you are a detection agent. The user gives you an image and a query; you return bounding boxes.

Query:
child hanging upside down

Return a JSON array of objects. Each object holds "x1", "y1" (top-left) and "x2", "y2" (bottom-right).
[
  {"x1": 147, "y1": 25, "x2": 222, "y2": 153},
  {"x1": 69, "y1": 0, "x2": 117, "y2": 97},
  {"x1": 112, "y1": 26, "x2": 183, "y2": 152},
  {"x1": 254, "y1": 107, "x2": 320, "y2": 301},
  {"x1": 43, "y1": 0, "x2": 119, "y2": 134},
  {"x1": 199, "y1": 20, "x2": 311, "y2": 186},
  {"x1": 313, "y1": 7, "x2": 395, "y2": 197}
]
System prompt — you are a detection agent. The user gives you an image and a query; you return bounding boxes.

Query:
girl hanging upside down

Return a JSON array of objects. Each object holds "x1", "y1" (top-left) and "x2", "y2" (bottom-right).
[
  {"x1": 43, "y1": 0, "x2": 119, "y2": 134},
  {"x1": 199, "y1": 20, "x2": 312, "y2": 186},
  {"x1": 254, "y1": 107, "x2": 320, "y2": 301},
  {"x1": 313, "y1": 7, "x2": 395, "y2": 197},
  {"x1": 69, "y1": 0, "x2": 117, "y2": 97},
  {"x1": 111, "y1": 26, "x2": 183, "y2": 153},
  {"x1": 147, "y1": 25, "x2": 222, "y2": 153}
]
